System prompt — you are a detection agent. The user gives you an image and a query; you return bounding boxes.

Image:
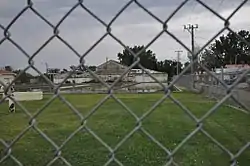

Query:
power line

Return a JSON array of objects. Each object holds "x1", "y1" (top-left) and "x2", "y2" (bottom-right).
[{"x1": 189, "y1": 0, "x2": 227, "y2": 47}]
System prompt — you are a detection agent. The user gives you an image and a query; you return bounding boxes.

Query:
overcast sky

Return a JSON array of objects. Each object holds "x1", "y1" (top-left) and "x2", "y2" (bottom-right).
[{"x1": 0, "y1": 0, "x2": 250, "y2": 74}]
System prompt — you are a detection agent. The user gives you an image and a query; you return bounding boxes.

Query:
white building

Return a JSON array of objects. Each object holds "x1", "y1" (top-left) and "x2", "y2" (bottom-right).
[
  {"x1": 95, "y1": 60, "x2": 130, "y2": 82},
  {"x1": 55, "y1": 60, "x2": 169, "y2": 92},
  {"x1": 0, "y1": 70, "x2": 16, "y2": 94},
  {"x1": 129, "y1": 68, "x2": 168, "y2": 82},
  {"x1": 214, "y1": 64, "x2": 250, "y2": 81},
  {"x1": 128, "y1": 68, "x2": 168, "y2": 92},
  {"x1": 0, "y1": 70, "x2": 16, "y2": 85},
  {"x1": 53, "y1": 72, "x2": 93, "y2": 84}
]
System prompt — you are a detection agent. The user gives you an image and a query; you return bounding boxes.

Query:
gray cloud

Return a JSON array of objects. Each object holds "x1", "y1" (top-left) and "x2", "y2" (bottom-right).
[{"x1": 0, "y1": 0, "x2": 249, "y2": 75}]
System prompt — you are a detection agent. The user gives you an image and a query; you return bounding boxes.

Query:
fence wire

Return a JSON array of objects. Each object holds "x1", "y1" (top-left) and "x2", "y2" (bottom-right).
[{"x1": 0, "y1": 0, "x2": 250, "y2": 165}]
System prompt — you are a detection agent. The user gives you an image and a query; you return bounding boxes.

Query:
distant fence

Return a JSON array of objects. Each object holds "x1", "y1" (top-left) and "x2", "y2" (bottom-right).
[
  {"x1": 174, "y1": 74, "x2": 250, "y2": 111},
  {"x1": 13, "y1": 81, "x2": 180, "y2": 94}
]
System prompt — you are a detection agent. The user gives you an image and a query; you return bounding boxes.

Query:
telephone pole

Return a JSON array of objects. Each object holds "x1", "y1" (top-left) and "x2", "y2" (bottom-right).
[
  {"x1": 184, "y1": 24, "x2": 198, "y2": 88},
  {"x1": 45, "y1": 62, "x2": 49, "y2": 73},
  {"x1": 184, "y1": 24, "x2": 198, "y2": 74},
  {"x1": 175, "y1": 50, "x2": 183, "y2": 75}
]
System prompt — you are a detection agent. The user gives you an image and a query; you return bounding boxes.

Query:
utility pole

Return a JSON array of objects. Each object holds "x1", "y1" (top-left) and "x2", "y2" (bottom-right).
[
  {"x1": 184, "y1": 24, "x2": 198, "y2": 73},
  {"x1": 184, "y1": 24, "x2": 198, "y2": 88},
  {"x1": 175, "y1": 50, "x2": 183, "y2": 75},
  {"x1": 45, "y1": 62, "x2": 48, "y2": 73}
]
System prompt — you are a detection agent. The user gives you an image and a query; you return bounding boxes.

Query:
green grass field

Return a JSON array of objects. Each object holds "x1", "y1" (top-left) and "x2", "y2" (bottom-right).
[{"x1": 0, "y1": 92, "x2": 250, "y2": 166}]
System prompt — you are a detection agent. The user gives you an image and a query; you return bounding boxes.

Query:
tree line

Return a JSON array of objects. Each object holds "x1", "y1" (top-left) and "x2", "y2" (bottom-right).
[
  {"x1": 200, "y1": 30, "x2": 250, "y2": 71},
  {"x1": 3, "y1": 29, "x2": 250, "y2": 84},
  {"x1": 117, "y1": 29, "x2": 250, "y2": 75},
  {"x1": 117, "y1": 45, "x2": 185, "y2": 79}
]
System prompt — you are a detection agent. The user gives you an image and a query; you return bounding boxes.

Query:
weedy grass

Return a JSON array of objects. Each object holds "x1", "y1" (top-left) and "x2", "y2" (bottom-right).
[{"x1": 0, "y1": 92, "x2": 249, "y2": 166}]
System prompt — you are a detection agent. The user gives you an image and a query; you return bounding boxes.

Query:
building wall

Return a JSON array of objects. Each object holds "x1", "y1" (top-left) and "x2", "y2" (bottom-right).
[
  {"x1": 131, "y1": 73, "x2": 168, "y2": 83},
  {"x1": 99, "y1": 74, "x2": 121, "y2": 82},
  {"x1": 95, "y1": 60, "x2": 127, "y2": 75},
  {"x1": 128, "y1": 73, "x2": 168, "y2": 92},
  {"x1": 53, "y1": 60, "x2": 129, "y2": 84},
  {"x1": 0, "y1": 74, "x2": 15, "y2": 85},
  {"x1": 54, "y1": 77, "x2": 93, "y2": 84},
  {"x1": 53, "y1": 71, "x2": 94, "y2": 84},
  {"x1": 133, "y1": 82, "x2": 168, "y2": 89},
  {"x1": 98, "y1": 74, "x2": 134, "y2": 82},
  {"x1": 53, "y1": 60, "x2": 168, "y2": 91}
]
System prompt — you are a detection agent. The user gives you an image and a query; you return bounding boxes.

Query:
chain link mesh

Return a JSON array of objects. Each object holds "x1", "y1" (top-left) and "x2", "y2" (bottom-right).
[{"x1": 0, "y1": 0, "x2": 250, "y2": 165}]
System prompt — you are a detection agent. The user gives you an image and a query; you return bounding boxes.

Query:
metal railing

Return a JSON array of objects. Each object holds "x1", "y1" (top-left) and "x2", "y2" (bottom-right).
[{"x1": 1, "y1": 0, "x2": 250, "y2": 165}]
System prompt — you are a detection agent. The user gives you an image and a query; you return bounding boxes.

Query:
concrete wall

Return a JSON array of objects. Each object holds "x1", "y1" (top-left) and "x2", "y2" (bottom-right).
[
  {"x1": 53, "y1": 68, "x2": 168, "y2": 85},
  {"x1": 2, "y1": 91, "x2": 43, "y2": 101},
  {"x1": 134, "y1": 73, "x2": 168, "y2": 83},
  {"x1": 99, "y1": 74, "x2": 124, "y2": 82},
  {"x1": 14, "y1": 92, "x2": 43, "y2": 101},
  {"x1": 131, "y1": 82, "x2": 168, "y2": 92}
]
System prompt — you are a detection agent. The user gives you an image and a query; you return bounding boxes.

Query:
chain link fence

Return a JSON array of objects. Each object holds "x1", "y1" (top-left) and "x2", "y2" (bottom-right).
[
  {"x1": 1, "y1": 0, "x2": 250, "y2": 165},
  {"x1": 174, "y1": 73, "x2": 250, "y2": 111}
]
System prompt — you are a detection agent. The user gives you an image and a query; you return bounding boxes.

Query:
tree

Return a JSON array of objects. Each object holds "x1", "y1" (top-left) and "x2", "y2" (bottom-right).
[
  {"x1": 156, "y1": 59, "x2": 180, "y2": 82},
  {"x1": 117, "y1": 45, "x2": 158, "y2": 70},
  {"x1": 38, "y1": 73, "x2": 54, "y2": 83},
  {"x1": 88, "y1": 66, "x2": 97, "y2": 71},
  {"x1": 158, "y1": 60, "x2": 172, "y2": 73},
  {"x1": 209, "y1": 30, "x2": 250, "y2": 65},
  {"x1": 47, "y1": 68, "x2": 60, "y2": 74},
  {"x1": 183, "y1": 61, "x2": 191, "y2": 74},
  {"x1": 5, "y1": 65, "x2": 13, "y2": 72},
  {"x1": 200, "y1": 48, "x2": 224, "y2": 71},
  {"x1": 198, "y1": 30, "x2": 250, "y2": 71},
  {"x1": 70, "y1": 65, "x2": 86, "y2": 72},
  {"x1": 174, "y1": 61, "x2": 183, "y2": 75},
  {"x1": 70, "y1": 65, "x2": 77, "y2": 71},
  {"x1": 60, "y1": 69, "x2": 68, "y2": 74},
  {"x1": 13, "y1": 70, "x2": 34, "y2": 84}
]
